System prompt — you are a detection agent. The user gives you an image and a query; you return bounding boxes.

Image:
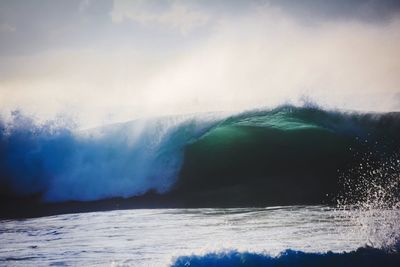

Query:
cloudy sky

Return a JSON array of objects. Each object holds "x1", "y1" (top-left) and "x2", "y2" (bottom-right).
[{"x1": 1, "y1": 0, "x2": 400, "y2": 127}]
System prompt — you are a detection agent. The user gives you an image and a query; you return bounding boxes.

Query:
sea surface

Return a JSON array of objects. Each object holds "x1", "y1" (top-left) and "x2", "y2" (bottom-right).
[{"x1": 1, "y1": 206, "x2": 399, "y2": 266}]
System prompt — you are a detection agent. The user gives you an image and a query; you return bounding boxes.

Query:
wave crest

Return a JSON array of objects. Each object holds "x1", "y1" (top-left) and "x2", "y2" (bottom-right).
[
  {"x1": 1, "y1": 105, "x2": 400, "y2": 204},
  {"x1": 171, "y1": 247, "x2": 400, "y2": 267}
]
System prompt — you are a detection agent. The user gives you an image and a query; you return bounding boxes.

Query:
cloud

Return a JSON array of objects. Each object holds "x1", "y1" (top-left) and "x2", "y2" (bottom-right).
[
  {"x1": 259, "y1": 0, "x2": 400, "y2": 23},
  {"x1": 79, "y1": 0, "x2": 92, "y2": 13},
  {"x1": 111, "y1": 0, "x2": 209, "y2": 34},
  {"x1": 0, "y1": 23, "x2": 15, "y2": 33}
]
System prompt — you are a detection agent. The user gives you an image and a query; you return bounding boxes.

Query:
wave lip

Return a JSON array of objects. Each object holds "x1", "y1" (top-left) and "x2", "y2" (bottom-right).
[{"x1": 171, "y1": 247, "x2": 400, "y2": 267}]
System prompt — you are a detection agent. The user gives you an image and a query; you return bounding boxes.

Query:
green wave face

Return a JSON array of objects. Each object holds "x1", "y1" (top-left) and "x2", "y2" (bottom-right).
[
  {"x1": 222, "y1": 108, "x2": 324, "y2": 131},
  {"x1": 174, "y1": 106, "x2": 400, "y2": 207}
]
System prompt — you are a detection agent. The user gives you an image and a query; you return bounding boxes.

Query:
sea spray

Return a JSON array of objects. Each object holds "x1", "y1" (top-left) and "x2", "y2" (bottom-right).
[
  {"x1": 0, "y1": 111, "x2": 220, "y2": 202},
  {"x1": 335, "y1": 153, "x2": 400, "y2": 250}
]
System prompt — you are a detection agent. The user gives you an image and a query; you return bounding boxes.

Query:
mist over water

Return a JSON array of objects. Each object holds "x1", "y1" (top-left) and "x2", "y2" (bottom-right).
[{"x1": 0, "y1": 110, "x2": 220, "y2": 201}]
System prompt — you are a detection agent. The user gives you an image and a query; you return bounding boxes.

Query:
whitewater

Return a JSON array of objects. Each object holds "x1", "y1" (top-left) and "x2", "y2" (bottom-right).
[{"x1": 1, "y1": 206, "x2": 399, "y2": 266}]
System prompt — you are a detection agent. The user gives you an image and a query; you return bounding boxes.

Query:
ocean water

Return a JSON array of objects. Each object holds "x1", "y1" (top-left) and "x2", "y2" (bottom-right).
[
  {"x1": 1, "y1": 106, "x2": 400, "y2": 266},
  {"x1": 1, "y1": 206, "x2": 399, "y2": 266},
  {"x1": 2, "y1": 105, "x2": 400, "y2": 206}
]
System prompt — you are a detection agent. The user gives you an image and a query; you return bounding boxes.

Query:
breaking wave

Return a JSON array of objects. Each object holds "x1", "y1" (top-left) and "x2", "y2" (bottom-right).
[
  {"x1": 171, "y1": 247, "x2": 400, "y2": 267},
  {"x1": 1, "y1": 105, "x2": 400, "y2": 203},
  {"x1": 0, "y1": 111, "x2": 218, "y2": 201}
]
